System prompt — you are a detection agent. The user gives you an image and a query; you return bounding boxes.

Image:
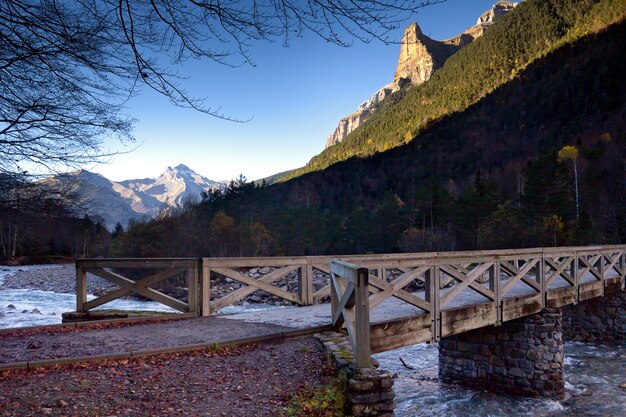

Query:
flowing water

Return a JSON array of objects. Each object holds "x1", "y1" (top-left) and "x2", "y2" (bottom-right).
[
  {"x1": 2, "y1": 267, "x2": 625, "y2": 416},
  {"x1": 374, "y1": 341, "x2": 626, "y2": 416}
]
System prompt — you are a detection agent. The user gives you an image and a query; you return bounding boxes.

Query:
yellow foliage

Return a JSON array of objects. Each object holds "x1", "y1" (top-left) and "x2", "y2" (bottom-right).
[{"x1": 557, "y1": 145, "x2": 578, "y2": 162}]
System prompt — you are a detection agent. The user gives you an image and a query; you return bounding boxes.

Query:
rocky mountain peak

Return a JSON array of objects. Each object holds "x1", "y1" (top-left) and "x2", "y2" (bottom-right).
[
  {"x1": 477, "y1": 1, "x2": 518, "y2": 26},
  {"x1": 325, "y1": 1, "x2": 518, "y2": 148},
  {"x1": 43, "y1": 165, "x2": 226, "y2": 230},
  {"x1": 393, "y1": 21, "x2": 458, "y2": 85}
]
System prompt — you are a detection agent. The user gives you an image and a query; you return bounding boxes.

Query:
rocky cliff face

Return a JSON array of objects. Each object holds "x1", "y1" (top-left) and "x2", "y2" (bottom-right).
[{"x1": 325, "y1": 1, "x2": 518, "y2": 148}]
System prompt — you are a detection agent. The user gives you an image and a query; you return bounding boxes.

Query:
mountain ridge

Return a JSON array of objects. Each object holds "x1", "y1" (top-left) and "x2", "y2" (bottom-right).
[
  {"x1": 325, "y1": 1, "x2": 518, "y2": 148},
  {"x1": 42, "y1": 165, "x2": 226, "y2": 229}
]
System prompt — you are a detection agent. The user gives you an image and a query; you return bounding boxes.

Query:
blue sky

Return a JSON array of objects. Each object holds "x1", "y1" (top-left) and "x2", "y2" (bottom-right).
[{"x1": 91, "y1": 0, "x2": 510, "y2": 182}]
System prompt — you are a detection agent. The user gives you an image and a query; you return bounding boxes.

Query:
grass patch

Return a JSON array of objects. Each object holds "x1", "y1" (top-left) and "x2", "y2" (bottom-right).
[{"x1": 284, "y1": 376, "x2": 346, "y2": 417}]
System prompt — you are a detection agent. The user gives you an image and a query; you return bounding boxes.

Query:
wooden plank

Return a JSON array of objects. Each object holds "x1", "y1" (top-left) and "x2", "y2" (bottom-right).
[
  {"x1": 489, "y1": 262, "x2": 501, "y2": 325},
  {"x1": 579, "y1": 281, "x2": 603, "y2": 301},
  {"x1": 544, "y1": 257, "x2": 574, "y2": 286},
  {"x1": 425, "y1": 266, "x2": 440, "y2": 342},
  {"x1": 370, "y1": 328, "x2": 432, "y2": 353},
  {"x1": 331, "y1": 275, "x2": 355, "y2": 326},
  {"x1": 311, "y1": 264, "x2": 331, "y2": 275},
  {"x1": 440, "y1": 262, "x2": 493, "y2": 307},
  {"x1": 502, "y1": 294, "x2": 542, "y2": 321},
  {"x1": 500, "y1": 259, "x2": 540, "y2": 296},
  {"x1": 370, "y1": 315, "x2": 431, "y2": 339},
  {"x1": 441, "y1": 302, "x2": 495, "y2": 323},
  {"x1": 210, "y1": 265, "x2": 300, "y2": 311},
  {"x1": 211, "y1": 266, "x2": 301, "y2": 304},
  {"x1": 602, "y1": 253, "x2": 621, "y2": 278},
  {"x1": 84, "y1": 268, "x2": 189, "y2": 312},
  {"x1": 367, "y1": 276, "x2": 430, "y2": 312},
  {"x1": 330, "y1": 272, "x2": 340, "y2": 328},
  {"x1": 329, "y1": 260, "x2": 359, "y2": 285},
  {"x1": 187, "y1": 266, "x2": 199, "y2": 314},
  {"x1": 313, "y1": 284, "x2": 331, "y2": 302},
  {"x1": 83, "y1": 267, "x2": 186, "y2": 310},
  {"x1": 80, "y1": 259, "x2": 196, "y2": 269},
  {"x1": 577, "y1": 255, "x2": 602, "y2": 280},
  {"x1": 204, "y1": 257, "x2": 308, "y2": 268},
  {"x1": 76, "y1": 266, "x2": 87, "y2": 313},
  {"x1": 440, "y1": 264, "x2": 495, "y2": 301},
  {"x1": 441, "y1": 304, "x2": 497, "y2": 337},
  {"x1": 304, "y1": 265, "x2": 314, "y2": 305},
  {"x1": 354, "y1": 267, "x2": 371, "y2": 368},
  {"x1": 368, "y1": 266, "x2": 428, "y2": 308},
  {"x1": 546, "y1": 286, "x2": 577, "y2": 308},
  {"x1": 201, "y1": 265, "x2": 211, "y2": 316}
]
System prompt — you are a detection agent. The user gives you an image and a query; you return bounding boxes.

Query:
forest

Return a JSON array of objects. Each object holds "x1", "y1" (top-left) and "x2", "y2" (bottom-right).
[
  {"x1": 110, "y1": 16, "x2": 625, "y2": 258},
  {"x1": 2, "y1": 0, "x2": 624, "y2": 263}
]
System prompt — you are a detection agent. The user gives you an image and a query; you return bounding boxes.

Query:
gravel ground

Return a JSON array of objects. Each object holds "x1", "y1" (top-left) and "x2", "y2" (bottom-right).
[
  {"x1": 0, "y1": 336, "x2": 334, "y2": 417},
  {"x1": 0, "y1": 316, "x2": 293, "y2": 364},
  {"x1": 0, "y1": 264, "x2": 115, "y2": 295}
]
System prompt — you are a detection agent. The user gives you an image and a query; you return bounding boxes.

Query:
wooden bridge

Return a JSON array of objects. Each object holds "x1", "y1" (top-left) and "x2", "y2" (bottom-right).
[{"x1": 76, "y1": 244, "x2": 625, "y2": 368}]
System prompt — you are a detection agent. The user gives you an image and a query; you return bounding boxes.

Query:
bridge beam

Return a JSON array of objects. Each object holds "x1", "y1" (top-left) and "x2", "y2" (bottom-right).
[{"x1": 438, "y1": 308, "x2": 564, "y2": 398}]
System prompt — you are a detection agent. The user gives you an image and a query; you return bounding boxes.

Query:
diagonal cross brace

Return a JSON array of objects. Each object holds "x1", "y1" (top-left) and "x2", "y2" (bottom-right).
[{"x1": 84, "y1": 268, "x2": 189, "y2": 312}]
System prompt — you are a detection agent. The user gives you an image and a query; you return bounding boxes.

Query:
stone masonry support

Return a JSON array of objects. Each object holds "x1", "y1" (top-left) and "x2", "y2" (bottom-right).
[
  {"x1": 562, "y1": 290, "x2": 626, "y2": 344},
  {"x1": 439, "y1": 308, "x2": 564, "y2": 398}
]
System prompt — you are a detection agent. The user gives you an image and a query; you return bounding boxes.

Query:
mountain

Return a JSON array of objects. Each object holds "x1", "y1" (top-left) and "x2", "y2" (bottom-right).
[
  {"x1": 289, "y1": 0, "x2": 626, "y2": 181},
  {"x1": 110, "y1": 0, "x2": 625, "y2": 258},
  {"x1": 42, "y1": 165, "x2": 225, "y2": 229},
  {"x1": 120, "y1": 164, "x2": 224, "y2": 208},
  {"x1": 325, "y1": 1, "x2": 518, "y2": 148}
]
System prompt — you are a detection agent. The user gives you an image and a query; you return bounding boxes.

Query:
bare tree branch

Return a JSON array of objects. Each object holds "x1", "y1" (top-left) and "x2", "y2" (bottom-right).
[{"x1": 0, "y1": 0, "x2": 443, "y2": 178}]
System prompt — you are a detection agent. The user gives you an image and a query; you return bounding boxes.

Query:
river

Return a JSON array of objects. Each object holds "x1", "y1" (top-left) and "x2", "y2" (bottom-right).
[
  {"x1": 2, "y1": 266, "x2": 624, "y2": 416},
  {"x1": 375, "y1": 339, "x2": 626, "y2": 416}
]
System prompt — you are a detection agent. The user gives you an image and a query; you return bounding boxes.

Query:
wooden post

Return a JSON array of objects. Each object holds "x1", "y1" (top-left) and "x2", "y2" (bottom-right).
[
  {"x1": 622, "y1": 251, "x2": 626, "y2": 290},
  {"x1": 187, "y1": 264, "x2": 199, "y2": 314},
  {"x1": 330, "y1": 270, "x2": 339, "y2": 328},
  {"x1": 201, "y1": 261, "x2": 211, "y2": 316},
  {"x1": 354, "y1": 267, "x2": 371, "y2": 368},
  {"x1": 306, "y1": 264, "x2": 314, "y2": 304},
  {"x1": 76, "y1": 263, "x2": 87, "y2": 313},
  {"x1": 489, "y1": 261, "x2": 501, "y2": 325},
  {"x1": 572, "y1": 256, "x2": 579, "y2": 304},
  {"x1": 599, "y1": 254, "x2": 605, "y2": 297},
  {"x1": 298, "y1": 265, "x2": 314, "y2": 306},
  {"x1": 425, "y1": 265, "x2": 440, "y2": 342},
  {"x1": 538, "y1": 255, "x2": 545, "y2": 309}
]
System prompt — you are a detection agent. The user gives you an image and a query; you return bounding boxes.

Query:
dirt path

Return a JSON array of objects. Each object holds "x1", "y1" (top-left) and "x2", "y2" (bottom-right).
[
  {"x1": 0, "y1": 336, "x2": 333, "y2": 417},
  {"x1": 0, "y1": 316, "x2": 296, "y2": 364}
]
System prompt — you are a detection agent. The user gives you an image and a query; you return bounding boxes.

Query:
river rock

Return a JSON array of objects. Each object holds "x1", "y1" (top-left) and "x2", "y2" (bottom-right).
[
  {"x1": 7, "y1": 304, "x2": 15, "y2": 310},
  {"x1": 619, "y1": 383, "x2": 626, "y2": 389}
]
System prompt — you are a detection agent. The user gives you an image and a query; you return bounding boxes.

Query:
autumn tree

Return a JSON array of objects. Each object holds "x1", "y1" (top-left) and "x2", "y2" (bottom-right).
[
  {"x1": 557, "y1": 145, "x2": 580, "y2": 222},
  {"x1": 1, "y1": 0, "x2": 440, "y2": 178}
]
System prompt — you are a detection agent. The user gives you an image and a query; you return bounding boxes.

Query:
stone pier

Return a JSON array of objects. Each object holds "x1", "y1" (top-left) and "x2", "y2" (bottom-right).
[
  {"x1": 562, "y1": 285, "x2": 626, "y2": 344},
  {"x1": 438, "y1": 308, "x2": 564, "y2": 397}
]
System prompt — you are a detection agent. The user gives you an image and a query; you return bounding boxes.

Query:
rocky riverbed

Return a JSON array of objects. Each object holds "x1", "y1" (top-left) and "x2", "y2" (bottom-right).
[{"x1": 0, "y1": 264, "x2": 115, "y2": 295}]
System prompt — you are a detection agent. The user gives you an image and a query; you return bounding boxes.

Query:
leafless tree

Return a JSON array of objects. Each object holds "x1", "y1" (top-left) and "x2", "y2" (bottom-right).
[{"x1": 1, "y1": 0, "x2": 441, "y2": 178}]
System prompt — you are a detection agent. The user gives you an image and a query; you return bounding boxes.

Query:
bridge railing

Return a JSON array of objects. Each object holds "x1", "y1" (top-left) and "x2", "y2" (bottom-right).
[
  {"x1": 330, "y1": 260, "x2": 370, "y2": 368},
  {"x1": 75, "y1": 246, "x2": 625, "y2": 335},
  {"x1": 332, "y1": 245, "x2": 625, "y2": 366},
  {"x1": 75, "y1": 258, "x2": 200, "y2": 314}
]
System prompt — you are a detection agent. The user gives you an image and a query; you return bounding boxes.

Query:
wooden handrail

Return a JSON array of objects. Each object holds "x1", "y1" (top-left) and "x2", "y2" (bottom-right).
[{"x1": 75, "y1": 246, "x2": 625, "y2": 336}]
